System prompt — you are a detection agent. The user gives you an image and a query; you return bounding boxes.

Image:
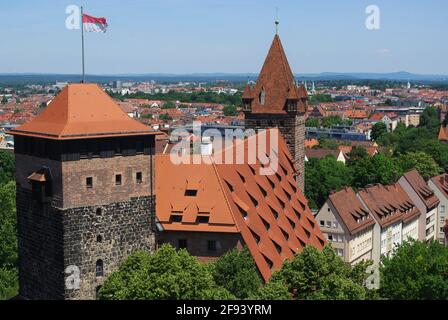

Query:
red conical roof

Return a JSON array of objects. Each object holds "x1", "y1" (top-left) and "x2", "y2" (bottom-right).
[
  {"x1": 249, "y1": 35, "x2": 306, "y2": 114},
  {"x1": 10, "y1": 83, "x2": 158, "y2": 140},
  {"x1": 242, "y1": 84, "x2": 254, "y2": 100}
]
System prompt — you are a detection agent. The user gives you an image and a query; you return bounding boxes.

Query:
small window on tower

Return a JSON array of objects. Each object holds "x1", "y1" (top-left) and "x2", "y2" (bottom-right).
[
  {"x1": 115, "y1": 174, "x2": 122, "y2": 186},
  {"x1": 86, "y1": 177, "x2": 93, "y2": 189},
  {"x1": 259, "y1": 87, "x2": 265, "y2": 105},
  {"x1": 96, "y1": 235, "x2": 103, "y2": 243},
  {"x1": 136, "y1": 172, "x2": 143, "y2": 184},
  {"x1": 95, "y1": 260, "x2": 104, "y2": 277}
]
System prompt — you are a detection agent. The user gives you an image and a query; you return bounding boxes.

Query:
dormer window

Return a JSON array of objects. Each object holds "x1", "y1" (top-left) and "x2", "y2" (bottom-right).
[
  {"x1": 28, "y1": 167, "x2": 53, "y2": 203},
  {"x1": 259, "y1": 87, "x2": 265, "y2": 105}
]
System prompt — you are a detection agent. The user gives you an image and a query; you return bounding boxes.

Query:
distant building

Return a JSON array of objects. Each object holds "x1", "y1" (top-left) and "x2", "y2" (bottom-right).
[
  {"x1": 306, "y1": 126, "x2": 370, "y2": 141},
  {"x1": 305, "y1": 148, "x2": 347, "y2": 164}
]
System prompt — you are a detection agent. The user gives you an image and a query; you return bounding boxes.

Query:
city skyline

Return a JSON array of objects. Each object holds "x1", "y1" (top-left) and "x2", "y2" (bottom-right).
[{"x1": 1, "y1": 0, "x2": 448, "y2": 75}]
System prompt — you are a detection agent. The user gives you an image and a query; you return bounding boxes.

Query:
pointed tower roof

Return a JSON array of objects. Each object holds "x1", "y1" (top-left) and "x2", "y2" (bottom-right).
[
  {"x1": 249, "y1": 35, "x2": 305, "y2": 114},
  {"x1": 242, "y1": 84, "x2": 254, "y2": 100},
  {"x1": 10, "y1": 83, "x2": 158, "y2": 140}
]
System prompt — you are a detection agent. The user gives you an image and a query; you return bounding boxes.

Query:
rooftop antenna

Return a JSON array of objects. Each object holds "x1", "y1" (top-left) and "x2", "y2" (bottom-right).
[{"x1": 275, "y1": 7, "x2": 279, "y2": 35}]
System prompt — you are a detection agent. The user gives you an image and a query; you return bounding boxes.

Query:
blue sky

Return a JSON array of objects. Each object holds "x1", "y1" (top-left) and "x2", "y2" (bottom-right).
[{"x1": 0, "y1": 0, "x2": 447, "y2": 74}]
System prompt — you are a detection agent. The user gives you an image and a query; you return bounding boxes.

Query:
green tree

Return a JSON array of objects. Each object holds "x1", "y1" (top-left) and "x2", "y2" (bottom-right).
[
  {"x1": 162, "y1": 101, "x2": 176, "y2": 109},
  {"x1": 305, "y1": 156, "x2": 353, "y2": 209},
  {"x1": 249, "y1": 280, "x2": 291, "y2": 300},
  {"x1": 309, "y1": 94, "x2": 334, "y2": 104},
  {"x1": 396, "y1": 151, "x2": 442, "y2": 180},
  {"x1": 159, "y1": 113, "x2": 172, "y2": 121},
  {"x1": 350, "y1": 154, "x2": 402, "y2": 188},
  {"x1": 371, "y1": 122, "x2": 388, "y2": 141},
  {"x1": 223, "y1": 105, "x2": 237, "y2": 116},
  {"x1": 347, "y1": 146, "x2": 368, "y2": 164},
  {"x1": 316, "y1": 138, "x2": 339, "y2": 150},
  {"x1": 271, "y1": 246, "x2": 372, "y2": 300},
  {"x1": 213, "y1": 247, "x2": 262, "y2": 299},
  {"x1": 98, "y1": 245, "x2": 234, "y2": 300},
  {"x1": 0, "y1": 181, "x2": 18, "y2": 300},
  {"x1": 0, "y1": 151, "x2": 15, "y2": 184},
  {"x1": 0, "y1": 267, "x2": 18, "y2": 300},
  {"x1": 321, "y1": 115, "x2": 347, "y2": 128},
  {"x1": 380, "y1": 240, "x2": 448, "y2": 300},
  {"x1": 419, "y1": 107, "x2": 441, "y2": 137},
  {"x1": 305, "y1": 118, "x2": 319, "y2": 128}
]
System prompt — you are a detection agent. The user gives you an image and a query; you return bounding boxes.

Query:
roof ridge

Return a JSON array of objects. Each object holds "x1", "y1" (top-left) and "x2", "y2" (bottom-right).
[{"x1": 59, "y1": 85, "x2": 71, "y2": 138}]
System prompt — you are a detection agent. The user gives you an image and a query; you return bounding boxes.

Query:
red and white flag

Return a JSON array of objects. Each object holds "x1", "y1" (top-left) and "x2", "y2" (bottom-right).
[{"x1": 82, "y1": 13, "x2": 108, "y2": 33}]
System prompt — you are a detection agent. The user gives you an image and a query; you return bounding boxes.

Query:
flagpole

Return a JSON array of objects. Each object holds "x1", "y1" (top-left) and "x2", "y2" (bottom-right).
[{"x1": 81, "y1": 6, "x2": 85, "y2": 83}]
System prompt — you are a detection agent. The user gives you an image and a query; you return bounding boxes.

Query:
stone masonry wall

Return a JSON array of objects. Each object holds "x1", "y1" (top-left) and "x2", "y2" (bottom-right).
[
  {"x1": 16, "y1": 187, "x2": 65, "y2": 300},
  {"x1": 63, "y1": 195, "x2": 155, "y2": 300}
]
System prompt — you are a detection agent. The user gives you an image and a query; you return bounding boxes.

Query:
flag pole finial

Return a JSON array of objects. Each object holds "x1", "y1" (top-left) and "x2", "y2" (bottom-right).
[{"x1": 275, "y1": 7, "x2": 279, "y2": 35}]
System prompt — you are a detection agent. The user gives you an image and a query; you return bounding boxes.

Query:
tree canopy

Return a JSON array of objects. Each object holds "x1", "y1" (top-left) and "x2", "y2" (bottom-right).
[
  {"x1": 371, "y1": 122, "x2": 388, "y2": 141},
  {"x1": 270, "y1": 246, "x2": 374, "y2": 300},
  {"x1": 212, "y1": 247, "x2": 262, "y2": 299},
  {"x1": 380, "y1": 240, "x2": 448, "y2": 300},
  {"x1": 305, "y1": 156, "x2": 353, "y2": 209},
  {"x1": 0, "y1": 181, "x2": 17, "y2": 300},
  {"x1": 98, "y1": 245, "x2": 234, "y2": 300}
]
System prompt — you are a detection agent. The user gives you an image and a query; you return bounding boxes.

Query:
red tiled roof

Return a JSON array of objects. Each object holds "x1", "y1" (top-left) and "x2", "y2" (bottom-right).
[
  {"x1": 10, "y1": 84, "x2": 158, "y2": 140},
  {"x1": 430, "y1": 174, "x2": 448, "y2": 199},
  {"x1": 328, "y1": 187, "x2": 375, "y2": 235},
  {"x1": 358, "y1": 183, "x2": 420, "y2": 228},
  {"x1": 403, "y1": 170, "x2": 440, "y2": 209},
  {"x1": 156, "y1": 129, "x2": 325, "y2": 281},
  {"x1": 369, "y1": 113, "x2": 384, "y2": 121},
  {"x1": 245, "y1": 35, "x2": 306, "y2": 115},
  {"x1": 305, "y1": 148, "x2": 344, "y2": 160}
]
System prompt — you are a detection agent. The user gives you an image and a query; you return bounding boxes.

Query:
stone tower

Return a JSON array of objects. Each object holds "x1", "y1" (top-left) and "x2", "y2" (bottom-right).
[
  {"x1": 243, "y1": 35, "x2": 308, "y2": 190},
  {"x1": 10, "y1": 84, "x2": 158, "y2": 300}
]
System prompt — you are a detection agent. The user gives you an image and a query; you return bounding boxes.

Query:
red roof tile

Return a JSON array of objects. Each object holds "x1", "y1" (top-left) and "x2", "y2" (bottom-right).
[
  {"x1": 328, "y1": 187, "x2": 375, "y2": 235},
  {"x1": 156, "y1": 129, "x2": 325, "y2": 281},
  {"x1": 403, "y1": 170, "x2": 440, "y2": 209},
  {"x1": 245, "y1": 35, "x2": 306, "y2": 114},
  {"x1": 10, "y1": 84, "x2": 158, "y2": 140}
]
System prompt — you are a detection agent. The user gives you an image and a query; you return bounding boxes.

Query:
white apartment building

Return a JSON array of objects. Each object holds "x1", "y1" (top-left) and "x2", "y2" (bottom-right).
[
  {"x1": 398, "y1": 170, "x2": 440, "y2": 241},
  {"x1": 428, "y1": 174, "x2": 448, "y2": 245}
]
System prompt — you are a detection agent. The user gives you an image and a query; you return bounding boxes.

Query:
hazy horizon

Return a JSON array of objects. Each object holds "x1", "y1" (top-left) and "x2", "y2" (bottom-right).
[{"x1": 1, "y1": 0, "x2": 447, "y2": 75}]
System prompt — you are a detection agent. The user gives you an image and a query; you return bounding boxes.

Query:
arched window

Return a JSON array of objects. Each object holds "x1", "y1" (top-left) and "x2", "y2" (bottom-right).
[
  {"x1": 259, "y1": 87, "x2": 265, "y2": 105},
  {"x1": 95, "y1": 259, "x2": 104, "y2": 277},
  {"x1": 96, "y1": 235, "x2": 103, "y2": 243},
  {"x1": 96, "y1": 208, "x2": 102, "y2": 216}
]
